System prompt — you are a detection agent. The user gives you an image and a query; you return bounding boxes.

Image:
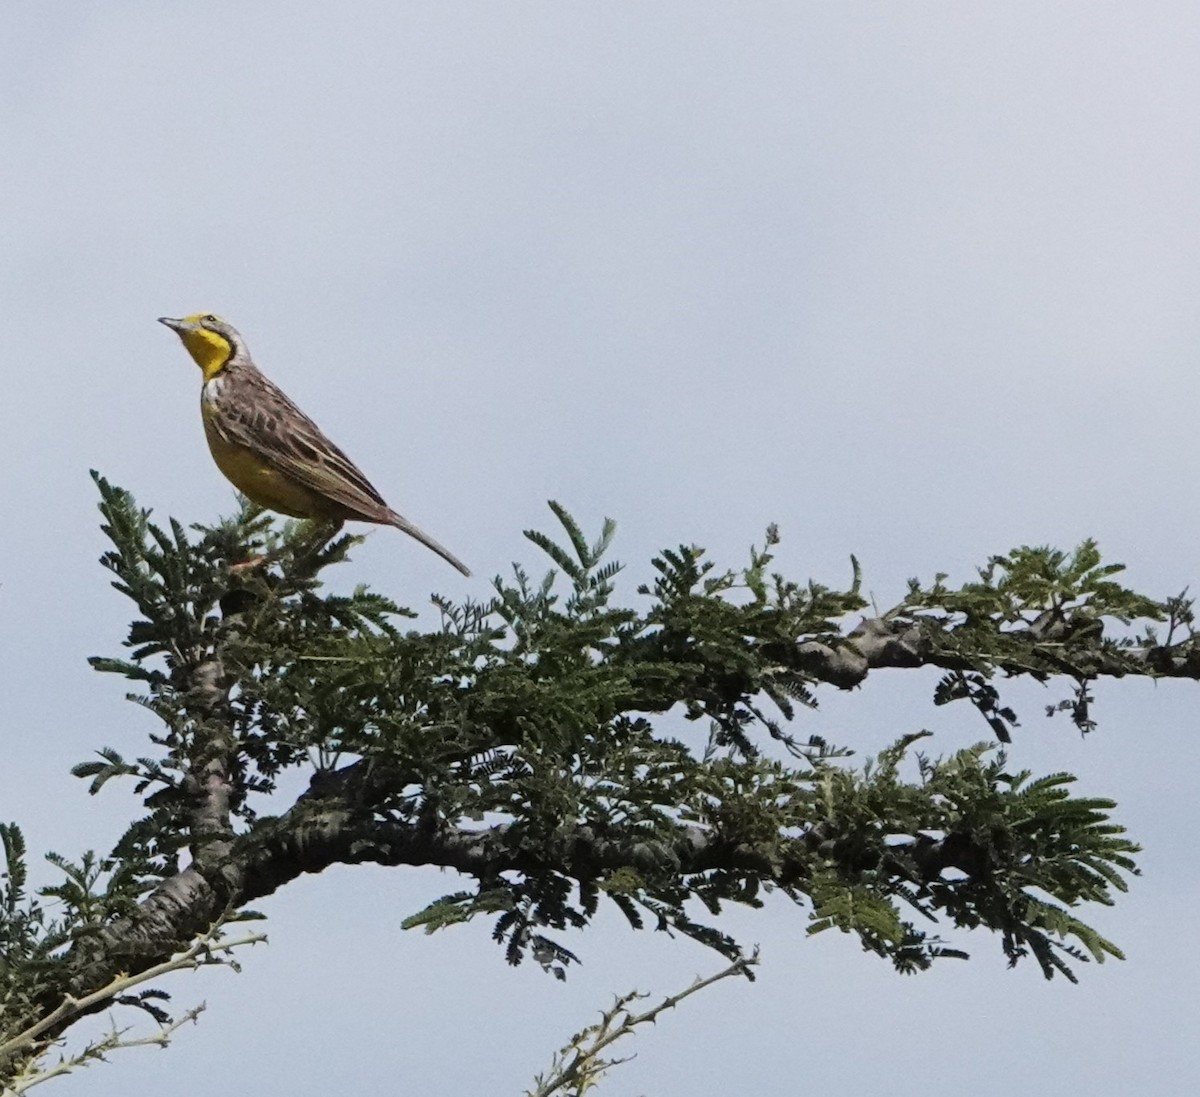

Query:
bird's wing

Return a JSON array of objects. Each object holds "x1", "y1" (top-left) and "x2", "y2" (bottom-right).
[{"x1": 214, "y1": 365, "x2": 392, "y2": 519}]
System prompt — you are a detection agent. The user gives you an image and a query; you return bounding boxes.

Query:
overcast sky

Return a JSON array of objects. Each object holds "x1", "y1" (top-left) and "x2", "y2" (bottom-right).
[{"x1": 3, "y1": 4, "x2": 1200, "y2": 1094}]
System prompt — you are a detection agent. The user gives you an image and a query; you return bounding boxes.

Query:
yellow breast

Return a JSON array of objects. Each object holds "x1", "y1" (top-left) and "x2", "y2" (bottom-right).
[{"x1": 202, "y1": 402, "x2": 330, "y2": 520}]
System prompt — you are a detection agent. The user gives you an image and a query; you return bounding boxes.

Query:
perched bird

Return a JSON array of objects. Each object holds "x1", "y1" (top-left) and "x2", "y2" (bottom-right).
[{"x1": 159, "y1": 313, "x2": 470, "y2": 576}]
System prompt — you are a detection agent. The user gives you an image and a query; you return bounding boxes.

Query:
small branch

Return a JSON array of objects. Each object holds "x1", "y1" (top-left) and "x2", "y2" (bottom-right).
[
  {"x1": 2, "y1": 1007, "x2": 205, "y2": 1096},
  {"x1": 0, "y1": 923, "x2": 265, "y2": 1068},
  {"x1": 526, "y1": 949, "x2": 759, "y2": 1097}
]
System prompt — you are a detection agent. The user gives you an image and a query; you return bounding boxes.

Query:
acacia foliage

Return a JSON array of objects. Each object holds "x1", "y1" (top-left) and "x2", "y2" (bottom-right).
[{"x1": 3, "y1": 473, "x2": 1176, "y2": 1077}]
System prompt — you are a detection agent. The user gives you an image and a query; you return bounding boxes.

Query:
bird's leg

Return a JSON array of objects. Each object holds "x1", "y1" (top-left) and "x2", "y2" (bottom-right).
[
  {"x1": 229, "y1": 555, "x2": 270, "y2": 575},
  {"x1": 284, "y1": 518, "x2": 345, "y2": 575}
]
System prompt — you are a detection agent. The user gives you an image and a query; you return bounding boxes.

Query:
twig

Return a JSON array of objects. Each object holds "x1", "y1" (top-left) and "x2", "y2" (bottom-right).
[
  {"x1": 2, "y1": 1007, "x2": 206, "y2": 1096},
  {"x1": 0, "y1": 922, "x2": 265, "y2": 1067},
  {"x1": 526, "y1": 948, "x2": 759, "y2": 1097}
]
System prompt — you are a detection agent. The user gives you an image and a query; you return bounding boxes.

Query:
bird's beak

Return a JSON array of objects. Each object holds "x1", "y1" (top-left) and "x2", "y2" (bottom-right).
[{"x1": 158, "y1": 316, "x2": 189, "y2": 333}]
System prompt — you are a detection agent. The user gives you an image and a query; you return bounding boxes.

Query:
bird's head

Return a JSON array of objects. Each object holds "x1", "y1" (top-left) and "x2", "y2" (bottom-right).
[{"x1": 158, "y1": 313, "x2": 247, "y2": 379}]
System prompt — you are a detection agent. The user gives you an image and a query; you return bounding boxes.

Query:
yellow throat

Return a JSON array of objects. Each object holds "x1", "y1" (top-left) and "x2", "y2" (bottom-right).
[{"x1": 163, "y1": 313, "x2": 235, "y2": 380}]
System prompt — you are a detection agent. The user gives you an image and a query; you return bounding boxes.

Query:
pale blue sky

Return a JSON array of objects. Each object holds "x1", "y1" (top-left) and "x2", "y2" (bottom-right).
[{"x1": 3, "y1": 4, "x2": 1199, "y2": 1094}]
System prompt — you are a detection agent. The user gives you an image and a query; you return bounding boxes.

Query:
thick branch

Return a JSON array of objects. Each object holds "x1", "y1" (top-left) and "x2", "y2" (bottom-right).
[
  {"x1": 794, "y1": 613, "x2": 1200, "y2": 690},
  {"x1": 179, "y1": 655, "x2": 237, "y2": 872},
  {"x1": 45, "y1": 617, "x2": 1161, "y2": 1034}
]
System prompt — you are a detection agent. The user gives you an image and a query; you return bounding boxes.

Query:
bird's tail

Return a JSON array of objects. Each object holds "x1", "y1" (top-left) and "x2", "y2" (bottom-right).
[{"x1": 388, "y1": 511, "x2": 471, "y2": 577}]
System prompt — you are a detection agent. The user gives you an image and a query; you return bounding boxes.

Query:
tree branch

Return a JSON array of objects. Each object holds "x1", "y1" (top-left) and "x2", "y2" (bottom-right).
[
  {"x1": 179, "y1": 655, "x2": 237, "y2": 873},
  {"x1": 794, "y1": 611, "x2": 1200, "y2": 690}
]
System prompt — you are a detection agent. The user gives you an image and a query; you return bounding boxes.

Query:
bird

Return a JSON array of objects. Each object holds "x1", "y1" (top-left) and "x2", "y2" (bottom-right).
[{"x1": 158, "y1": 313, "x2": 471, "y2": 576}]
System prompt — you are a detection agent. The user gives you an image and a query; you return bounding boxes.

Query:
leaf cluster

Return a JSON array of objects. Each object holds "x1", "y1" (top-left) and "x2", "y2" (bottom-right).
[
  {"x1": 65, "y1": 480, "x2": 1143, "y2": 985},
  {"x1": 907, "y1": 542, "x2": 1177, "y2": 737}
]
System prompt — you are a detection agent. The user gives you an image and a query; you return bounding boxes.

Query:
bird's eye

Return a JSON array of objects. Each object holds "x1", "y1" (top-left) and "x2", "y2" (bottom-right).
[{"x1": 203, "y1": 314, "x2": 218, "y2": 323}]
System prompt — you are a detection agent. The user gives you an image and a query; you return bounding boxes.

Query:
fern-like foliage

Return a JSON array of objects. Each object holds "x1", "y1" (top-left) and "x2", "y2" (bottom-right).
[
  {"x1": 79, "y1": 477, "x2": 1154, "y2": 975},
  {"x1": 3, "y1": 474, "x2": 1172, "y2": 1081}
]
